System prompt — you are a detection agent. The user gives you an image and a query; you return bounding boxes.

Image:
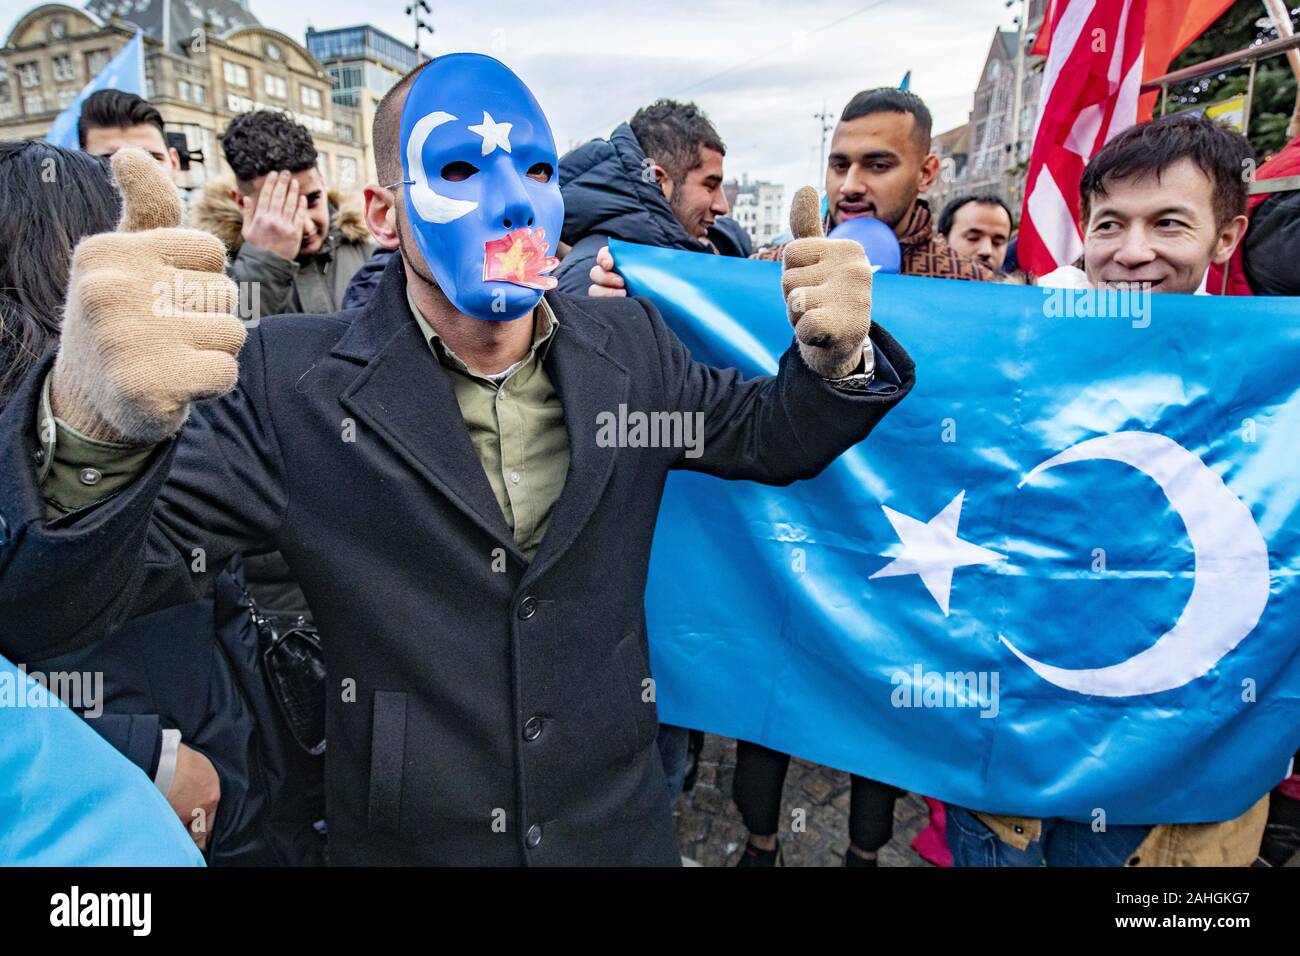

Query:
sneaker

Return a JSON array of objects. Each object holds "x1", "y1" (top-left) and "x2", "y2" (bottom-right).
[{"x1": 736, "y1": 839, "x2": 782, "y2": 867}]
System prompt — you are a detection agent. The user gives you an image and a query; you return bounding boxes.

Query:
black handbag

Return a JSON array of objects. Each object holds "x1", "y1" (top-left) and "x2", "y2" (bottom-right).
[{"x1": 252, "y1": 608, "x2": 327, "y2": 757}]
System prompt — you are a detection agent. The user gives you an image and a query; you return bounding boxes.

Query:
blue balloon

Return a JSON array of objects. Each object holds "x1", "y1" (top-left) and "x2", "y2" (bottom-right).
[{"x1": 828, "y1": 216, "x2": 902, "y2": 274}]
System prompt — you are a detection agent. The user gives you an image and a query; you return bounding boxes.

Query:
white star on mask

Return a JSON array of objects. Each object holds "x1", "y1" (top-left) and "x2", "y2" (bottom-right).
[{"x1": 468, "y1": 112, "x2": 513, "y2": 156}]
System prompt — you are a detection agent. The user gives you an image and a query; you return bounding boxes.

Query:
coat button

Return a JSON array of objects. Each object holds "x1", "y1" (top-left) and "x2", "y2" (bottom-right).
[
  {"x1": 517, "y1": 596, "x2": 537, "y2": 620},
  {"x1": 79, "y1": 467, "x2": 102, "y2": 486},
  {"x1": 523, "y1": 716, "x2": 543, "y2": 741},
  {"x1": 526, "y1": 824, "x2": 542, "y2": 848}
]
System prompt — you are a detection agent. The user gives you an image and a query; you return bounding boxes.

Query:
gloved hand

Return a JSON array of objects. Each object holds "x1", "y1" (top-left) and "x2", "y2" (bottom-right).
[
  {"x1": 51, "y1": 148, "x2": 246, "y2": 444},
  {"x1": 780, "y1": 185, "x2": 874, "y2": 380}
]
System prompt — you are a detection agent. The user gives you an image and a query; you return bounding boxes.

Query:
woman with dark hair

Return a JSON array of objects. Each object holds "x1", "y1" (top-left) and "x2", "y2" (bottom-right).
[
  {"x1": 0, "y1": 141, "x2": 118, "y2": 408},
  {"x1": 0, "y1": 141, "x2": 324, "y2": 865}
]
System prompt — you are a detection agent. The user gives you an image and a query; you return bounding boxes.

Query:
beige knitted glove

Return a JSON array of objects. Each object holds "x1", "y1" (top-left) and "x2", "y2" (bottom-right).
[
  {"x1": 781, "y1": 186, "x2": 873, "y2": 380},
  {"x1": 51, "y1": 148, "x2": 246, "y2": 444}
]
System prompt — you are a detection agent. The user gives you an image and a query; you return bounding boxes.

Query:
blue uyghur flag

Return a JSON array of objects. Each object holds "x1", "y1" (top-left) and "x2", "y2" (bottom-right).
[
  {"x1": 45, "y1": 33, "x2": 145, "y2": 149},
  {"x1": 613, "y1": 239, "x2": 1300, "y2": 824},
  {"x1": 0, "y1": 653, "x2": 203, "y2": 865}
]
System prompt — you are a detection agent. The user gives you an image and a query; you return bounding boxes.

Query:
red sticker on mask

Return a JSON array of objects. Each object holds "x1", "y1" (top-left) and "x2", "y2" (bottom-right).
[{"x1": 483, "y1": 227, "x2": 560, "y2": 291}]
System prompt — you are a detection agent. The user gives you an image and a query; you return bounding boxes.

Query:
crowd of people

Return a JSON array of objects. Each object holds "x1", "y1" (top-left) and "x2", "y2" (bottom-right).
[{"x1": 0, "y1": 57, "x2": 1296, "y2": 867}]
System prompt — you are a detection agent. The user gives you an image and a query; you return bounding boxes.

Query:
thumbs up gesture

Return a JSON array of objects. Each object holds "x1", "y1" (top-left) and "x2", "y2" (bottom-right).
[
  {"x1": 781, "y1": 186, "x2": 873, "y2": 380},
  {"x1": 51, "y1": 148, "x2": 245, "y2": 444}
]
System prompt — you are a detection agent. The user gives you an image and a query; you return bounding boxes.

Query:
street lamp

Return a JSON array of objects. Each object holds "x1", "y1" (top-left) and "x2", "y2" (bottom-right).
[{"x1": 405, "y1": 1, "x2": 434, "y2": 54}]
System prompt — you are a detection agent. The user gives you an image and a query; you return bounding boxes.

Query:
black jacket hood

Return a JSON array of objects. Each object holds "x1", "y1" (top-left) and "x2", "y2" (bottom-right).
[{"x1": 558, "y1": 123, "x2": 750, "y2": 258}]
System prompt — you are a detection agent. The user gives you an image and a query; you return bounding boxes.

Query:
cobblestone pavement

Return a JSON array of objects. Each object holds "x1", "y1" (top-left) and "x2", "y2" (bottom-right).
[
  {"x1": 674, "y1": 734, "x2": 934, "y2": 867},
  {"x1": 676, "y1": 735, "x2": 1300, "y2": 867}
]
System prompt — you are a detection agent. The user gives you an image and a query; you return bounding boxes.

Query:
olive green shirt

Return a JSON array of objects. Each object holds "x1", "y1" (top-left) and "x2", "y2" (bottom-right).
[
  {"x1": 405, "y1": 289, "x2": 569, "y2": 560},
  {"x1": 38, "y1": 295, "x2": 571, "y2": 562}
]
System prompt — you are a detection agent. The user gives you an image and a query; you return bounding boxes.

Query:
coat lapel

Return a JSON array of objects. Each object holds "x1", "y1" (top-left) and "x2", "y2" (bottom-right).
[
  {"x1": 334, "y1": 258, "x2": 521, "y2": 559},
  {"x1": 523, "y1": 293, "x2": 628, "y2": 582}
]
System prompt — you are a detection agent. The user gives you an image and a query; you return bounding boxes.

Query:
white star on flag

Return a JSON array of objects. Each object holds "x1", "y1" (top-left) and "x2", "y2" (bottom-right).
[
  {"x1": 869, "y1": 491, "x2": 1006, "y2": 616},
  {"x1": 467, "y1": 112, "x2": 513, "y2": 156}
]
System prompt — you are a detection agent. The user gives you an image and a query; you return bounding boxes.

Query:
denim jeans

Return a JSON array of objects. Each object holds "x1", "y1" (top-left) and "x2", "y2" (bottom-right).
[
  {"x1": 656, "y1": 724, "x2": 690, "y2": 801},
  {"x1": 946, "y1": 805, "x2": 1151, "y2": 867}
]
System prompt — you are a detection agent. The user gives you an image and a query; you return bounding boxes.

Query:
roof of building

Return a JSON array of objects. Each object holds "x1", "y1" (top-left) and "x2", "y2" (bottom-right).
[
  {"x1": 934, "y1": 122, "x2": 971, "y2": 156},
  {"x1": 84, "y1": 0, "x2": 260, "y2": 52}
]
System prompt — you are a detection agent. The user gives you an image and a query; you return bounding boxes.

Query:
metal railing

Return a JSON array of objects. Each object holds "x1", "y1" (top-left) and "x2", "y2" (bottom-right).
[{"x1": 1144, "y1": 32, "x2": 1300, "y2": 196}]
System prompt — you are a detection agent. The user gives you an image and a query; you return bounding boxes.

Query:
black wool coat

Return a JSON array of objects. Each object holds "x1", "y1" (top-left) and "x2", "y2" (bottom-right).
[{"x1": 0, "y1": 255, "x2": 913, "y2": 865}]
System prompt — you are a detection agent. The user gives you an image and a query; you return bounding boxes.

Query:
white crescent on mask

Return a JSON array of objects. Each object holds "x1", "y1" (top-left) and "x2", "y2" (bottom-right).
[
  {"x1": 405, "y1": 111, "x2": 479, "y2": 224},
  {"x1": 1000, "y1": 431, "x2": 1270, "y2": 697}
]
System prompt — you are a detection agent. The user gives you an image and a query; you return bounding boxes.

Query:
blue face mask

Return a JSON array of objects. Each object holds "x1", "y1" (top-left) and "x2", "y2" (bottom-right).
[{"x1": 399, "y1": 54, "x2": 563, "y2": 321}]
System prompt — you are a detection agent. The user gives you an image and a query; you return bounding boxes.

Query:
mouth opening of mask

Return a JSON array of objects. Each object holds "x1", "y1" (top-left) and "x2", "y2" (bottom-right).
[{"x1": 483, "y1": 226, "x2": 560, "y2": 291}]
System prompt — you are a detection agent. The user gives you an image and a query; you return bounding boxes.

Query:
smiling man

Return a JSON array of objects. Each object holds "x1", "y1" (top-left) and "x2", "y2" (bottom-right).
[
  {"x1": 1077, "y1": 113, "x2": 1251, "y2": 295},
  {"x1": 554, "y1": 98, "x2": 749, "y2": 295},
  {"x1": 190, "y1": 110, "x2": 374, "y2": 320},
  {"x1": 946, "y1": 113, "x2": 1267, "y2": 869}
]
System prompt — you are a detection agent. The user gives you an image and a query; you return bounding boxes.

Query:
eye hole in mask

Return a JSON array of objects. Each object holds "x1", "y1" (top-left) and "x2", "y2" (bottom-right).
[
  {"x1": 441, "y1": 161, "x2": 479, "y2": 182},
  {"x1": 527, "y1": 162, "x2": 554, "y2": 184}
]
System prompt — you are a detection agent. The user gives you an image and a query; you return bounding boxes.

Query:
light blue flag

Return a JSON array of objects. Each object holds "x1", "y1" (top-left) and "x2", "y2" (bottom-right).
[
  {"x1": 613, "y1": 239, "x2": 1300, "y2": 824},
  {"x1": 0, "y1": 654, "x2": 203, "y2": 865},
  {"x1": 45, "y1": 33, "x2": 146, "y2": 150}
]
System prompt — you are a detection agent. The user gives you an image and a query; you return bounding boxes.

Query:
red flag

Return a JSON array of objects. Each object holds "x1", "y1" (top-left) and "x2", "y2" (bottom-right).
[{"x1": 1018, "y1": 0, "x2": 1234, "y2": 277}]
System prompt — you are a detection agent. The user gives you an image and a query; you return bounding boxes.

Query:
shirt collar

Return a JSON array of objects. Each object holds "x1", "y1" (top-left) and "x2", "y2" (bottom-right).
[{"x1": 404, "y1": 284, "x2": 560, "y2": 375}]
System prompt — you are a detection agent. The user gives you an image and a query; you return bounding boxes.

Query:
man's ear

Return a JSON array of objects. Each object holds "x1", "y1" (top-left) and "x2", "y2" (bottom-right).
[
  {"x1": 918, "y1": 153, "x2": 940, "y2": 193},
  {"x1": 168, "y1": 147, "x2": 181, "y2": 176},
  {"x1": 647, "y1": 162, "x2": 672, "y2": 201},
  {"x1": 1211, "y1": 213, "x2": 1250, "y2": 264},
  {"x1": 363, "y1": 184, "x2": 402, "y2": 250}
]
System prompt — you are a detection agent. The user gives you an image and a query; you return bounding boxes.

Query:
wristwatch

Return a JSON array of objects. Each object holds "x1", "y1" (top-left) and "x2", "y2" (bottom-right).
[{"x1": 828, "y1": 338, "x2": 877, "y2": 391}]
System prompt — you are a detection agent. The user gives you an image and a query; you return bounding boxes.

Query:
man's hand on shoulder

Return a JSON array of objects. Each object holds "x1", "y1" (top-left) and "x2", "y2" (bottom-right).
[
  {"x1": 51, "y1": 148, "x2": 246, "y2": 445},
  {"x1": 781, "y1": 186, "x2": 873, "y2": 380},
  {"x1": 587, "y1": 245, "x2": 628, "y2": 298}
]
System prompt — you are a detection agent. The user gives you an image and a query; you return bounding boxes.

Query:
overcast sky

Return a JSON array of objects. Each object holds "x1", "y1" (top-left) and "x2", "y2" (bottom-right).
[{"x1": 275, "y1": 0, "x2": 1021, "y2": 215}]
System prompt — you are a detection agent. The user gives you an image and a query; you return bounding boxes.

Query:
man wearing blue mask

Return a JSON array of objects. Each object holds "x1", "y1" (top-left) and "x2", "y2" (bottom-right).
[{"x1": 0, "y1": 55, "x2": 914, "y2": 865}]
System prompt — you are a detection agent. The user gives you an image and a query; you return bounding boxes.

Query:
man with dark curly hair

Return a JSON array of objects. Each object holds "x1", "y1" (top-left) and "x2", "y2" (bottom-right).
[{"x1": 192, "y1": 109, "x2": 373, "y2": 320}]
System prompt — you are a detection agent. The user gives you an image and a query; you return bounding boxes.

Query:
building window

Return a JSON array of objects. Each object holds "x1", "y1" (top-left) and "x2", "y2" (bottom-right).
[
  {"x1": 191, "y1": 83, "x2": 206, "y2": 105},
  {"x1": 49, "y1": 18, "x2": 66, "y2": 40},
  {"x1": 57, "y1": 88, "x2": 77, "y2": 108},
  {"x1": 223, "y1": 61, "x2": 249, "y2": 87},
  {"x1": 52, "y1": 55, "x2": 75, "y2": 83},
  {"x1": 16, "y1": 62, "x2": 40, "y2": 88},
  {"x1": 85, "y1": 49, "x2": 110, "y2": 75},
  {"x1": 265, "y1": 41, "x2": 282, "y2": 62},
  {"x1": 300, "y1": 86, "x2": 322, "y2": 110},
  {"x1": 338, "y1": 156, "x2": 358, "y2": 190},
  {"x1": 178, "y1": 79, "x2": 190, "y2": 100},
  {"x1": 23, "y1": 92, "x2": 44, "y2": 114},
  {"x1": 265, "y1": 74, "x2": 286, "y2": 98}
]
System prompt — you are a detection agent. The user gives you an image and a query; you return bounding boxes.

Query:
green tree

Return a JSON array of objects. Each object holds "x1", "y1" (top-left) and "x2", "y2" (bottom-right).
[{"x1": 1163, "y1": 0, "x2": 1299, "y2": 157}]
